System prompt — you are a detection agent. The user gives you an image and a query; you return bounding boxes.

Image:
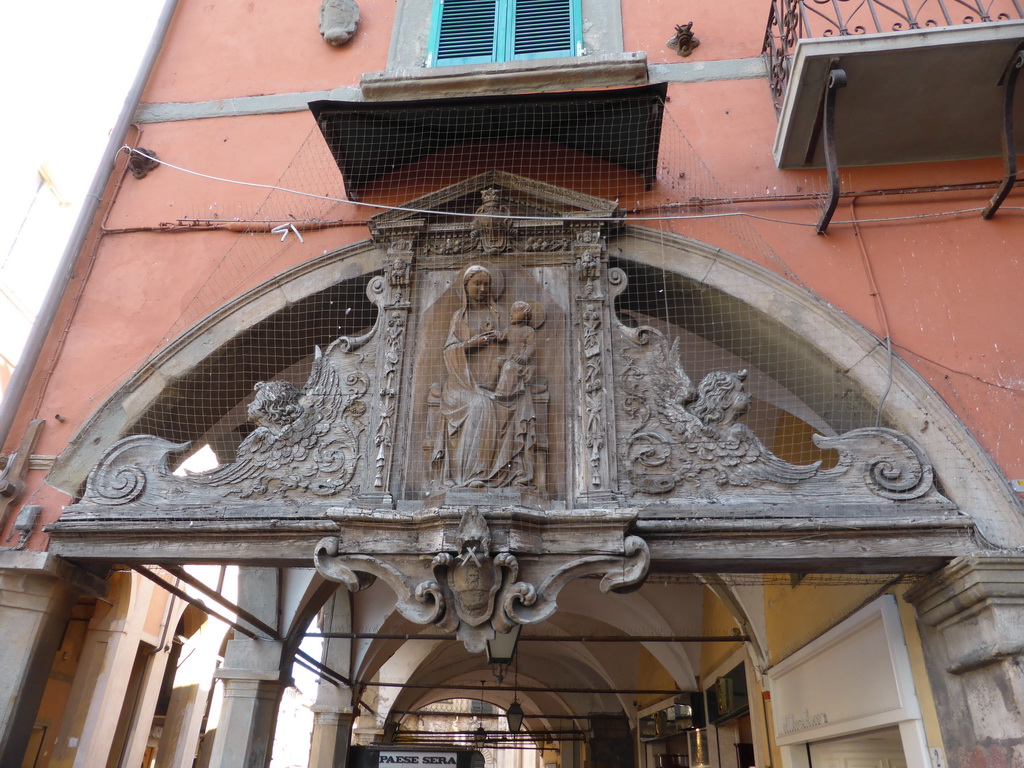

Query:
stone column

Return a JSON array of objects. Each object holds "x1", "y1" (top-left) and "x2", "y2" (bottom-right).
[
  {"x1": 0, "y1": 551, "x2": 107, "y2": 764},
  {"x1": 309, "y1": 590, "x2": 355, "y2": 768},
  {"x1": 906, "y1": 553, "x2": 1024, "y2": 768},
  {"x1": 207, "y1": 638, "x2": 289, "y2": 768},
  {"x1": 309, "y1": 707, "x2": 355, "y2": 768},
  {"x1": 154, "y1": 612, "x2": 230, "y2": 768}
]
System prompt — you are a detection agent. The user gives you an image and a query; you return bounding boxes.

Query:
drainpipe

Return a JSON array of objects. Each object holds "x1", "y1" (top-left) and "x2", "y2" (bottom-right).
[{"x1": 0, "y1": 0, "x2": 181, "y2": 452}]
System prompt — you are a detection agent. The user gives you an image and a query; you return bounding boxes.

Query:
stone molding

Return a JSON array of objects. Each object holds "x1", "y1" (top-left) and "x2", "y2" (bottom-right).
[
  {"x1": 906, "y1": 553, "x2": 1024, "y2": 673},
  {"x1": 0, "y1": 550, "x2": 108, "y2": 600},
  {"x1": 361, "y1": 52, "x2": 649, "y2": 101}
]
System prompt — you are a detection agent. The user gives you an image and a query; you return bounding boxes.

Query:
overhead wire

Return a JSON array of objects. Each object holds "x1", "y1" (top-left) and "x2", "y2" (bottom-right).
[{"x1": 120, "y1": 147, "x2": 1015, "y2": 230}]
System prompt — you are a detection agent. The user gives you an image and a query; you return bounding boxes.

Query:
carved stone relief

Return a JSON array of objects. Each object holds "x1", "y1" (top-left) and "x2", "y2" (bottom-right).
[
  {"x1": 77, "y1": 277, "x2": 392, "y2": 509},
  {"x1": 319, "y1": 0, "x2": 360, "y2": 45},
  {"x1": 356, "y1": 245, "x2": 413, "y2": 506},
  {"x1": 573, "y1": 233, "x2": 621, "y2": 502},
  {"x1": 611, "y1": 279, "x2": 954, "y2": 508},
  {"x1": 53, "y1": 173, "x2": 979, "y2": 654},
  {"x1": 429, "y1": 264, "x2": 545, "y2": 491},
  {"x1": 314, "y1": 506, "x2": 650, "y2": 652}
]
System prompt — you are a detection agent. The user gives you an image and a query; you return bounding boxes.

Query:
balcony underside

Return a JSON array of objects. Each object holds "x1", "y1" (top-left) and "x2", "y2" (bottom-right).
[{"x1": 774, "y1": 21, "x2": 1024, "y2": 168}]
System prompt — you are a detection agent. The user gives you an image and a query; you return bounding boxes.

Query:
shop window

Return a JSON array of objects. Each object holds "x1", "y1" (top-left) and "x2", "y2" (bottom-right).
[{"x1": 427, "y1": 0, "x2": 582, "y2": 66}]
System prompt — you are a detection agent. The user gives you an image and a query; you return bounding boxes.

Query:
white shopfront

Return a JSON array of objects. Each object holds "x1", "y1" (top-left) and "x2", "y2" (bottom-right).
[{"x1": 766, "y1": 596, "x2": 932, "y2": 768}]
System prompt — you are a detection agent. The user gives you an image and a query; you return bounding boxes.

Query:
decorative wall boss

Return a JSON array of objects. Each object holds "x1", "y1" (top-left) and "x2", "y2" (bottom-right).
[
  {"x1": 319, "y1": 0, "x2": 360, "y2": 45},
  {"x1": 667, "y1": 23, "x2": 700, "y2": 57}
]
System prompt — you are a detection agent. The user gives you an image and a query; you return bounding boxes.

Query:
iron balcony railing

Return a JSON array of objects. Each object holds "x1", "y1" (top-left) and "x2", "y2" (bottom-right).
[{"x1": 763, "y1": 0, "x2": 1024, "y2": 110}]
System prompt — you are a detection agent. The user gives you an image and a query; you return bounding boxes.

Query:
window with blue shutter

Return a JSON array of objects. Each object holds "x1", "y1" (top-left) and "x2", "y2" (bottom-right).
[{"x1": 428, "y1": 0, "x2": 582, "y2": 66}]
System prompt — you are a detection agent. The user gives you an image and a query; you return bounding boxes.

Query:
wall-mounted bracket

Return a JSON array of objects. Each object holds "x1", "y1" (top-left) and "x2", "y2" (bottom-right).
[
  {"x1": 982, "y1": 43, "x2": 1024, "y2": 220},
  {"x1": 0, "y1": 419, "x2": 44, "y2": 531},
  {"x1": 816, "y1": 66, "x2": 847, "y2": 235}
]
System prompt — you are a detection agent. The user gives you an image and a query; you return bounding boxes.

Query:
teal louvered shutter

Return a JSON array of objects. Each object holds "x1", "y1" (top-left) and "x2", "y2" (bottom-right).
[
  {"x1": 509, "y1": 0, "x2": 581, "y2": 60},
  {"x1": 428, "y1": 0, "x2": 500, "y2": 66},
  {"x1": 428, "y1": 0, "x2": 581, "y2": 65}
]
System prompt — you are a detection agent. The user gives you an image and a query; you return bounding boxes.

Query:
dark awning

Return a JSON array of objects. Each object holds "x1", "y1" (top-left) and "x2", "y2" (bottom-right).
[{"x1": 309, "y1": 83, "x2": 667, "y2": 200}]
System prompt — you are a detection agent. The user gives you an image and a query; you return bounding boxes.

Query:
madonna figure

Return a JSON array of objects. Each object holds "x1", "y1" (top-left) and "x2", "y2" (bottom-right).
[{"x1": 432, "y1": 265, "x2": 537, "y2": 489}]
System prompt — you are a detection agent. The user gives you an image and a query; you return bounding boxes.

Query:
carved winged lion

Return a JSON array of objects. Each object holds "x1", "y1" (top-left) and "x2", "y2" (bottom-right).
[
  {"x1": 193, "y1": 338, "x2": 369, "y2": 498},
  {"x1": 623, "y1": 331, "x2": 818, "y2": 492}
]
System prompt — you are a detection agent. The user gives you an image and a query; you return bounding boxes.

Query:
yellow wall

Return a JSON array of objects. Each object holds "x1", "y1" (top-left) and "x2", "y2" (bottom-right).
[
  {"x1": 699, "y1": 588, "x2": 743, "y2": 681},
  {"x1": 636, "y1": 645, "x2": 682, "y2": 711},
  {"x1": 763, "y1": 580, "x2": 880, "y2": 665}
]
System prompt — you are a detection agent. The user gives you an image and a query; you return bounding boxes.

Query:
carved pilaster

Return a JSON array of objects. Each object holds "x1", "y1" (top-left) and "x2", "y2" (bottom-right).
[
  {"x1": 906, "y1": 554, "x2": 1024, "y2": 768},
  {"x1": 357, "y1": 241, "x2": 413, "y2": 507},
  {"x1": 572, "y1": 228, "x2": 620, "y2": 503}
]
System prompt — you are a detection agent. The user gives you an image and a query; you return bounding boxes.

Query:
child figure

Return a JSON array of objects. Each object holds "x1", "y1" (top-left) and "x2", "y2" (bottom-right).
[{"x1": 494, "y1": 301, "x2": 536, "y2": 397}]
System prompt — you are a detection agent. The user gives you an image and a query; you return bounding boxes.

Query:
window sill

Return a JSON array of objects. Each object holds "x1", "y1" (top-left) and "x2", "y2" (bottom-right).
[{"x1": 360, "y1": 52, "x2": 649, "y2": 101}]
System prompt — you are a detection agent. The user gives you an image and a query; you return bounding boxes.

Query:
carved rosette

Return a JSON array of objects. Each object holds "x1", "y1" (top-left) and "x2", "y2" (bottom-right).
[{"x1": 314, "y1": 507, "x2": 650, "y2": 653}]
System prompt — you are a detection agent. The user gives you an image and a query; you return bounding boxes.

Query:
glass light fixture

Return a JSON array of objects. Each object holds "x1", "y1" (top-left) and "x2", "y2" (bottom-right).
[{"x1": 506, "y1": 700, "x2": 524, "y2": 733}]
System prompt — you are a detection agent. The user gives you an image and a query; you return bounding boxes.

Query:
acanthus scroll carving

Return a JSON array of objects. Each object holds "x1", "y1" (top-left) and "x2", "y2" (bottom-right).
[
  {"x1": 616, "y1": 315, "x2": 951, "y2": 505},
  {"x1": 83, "y1": 334, "x2": 372, "y2": 506},
  {"x1": 80, "y1": 274, "x2": 399, "y2": 508},
  {"x1": 314, "y1": 507, "x2": 650, "y2": 653}
]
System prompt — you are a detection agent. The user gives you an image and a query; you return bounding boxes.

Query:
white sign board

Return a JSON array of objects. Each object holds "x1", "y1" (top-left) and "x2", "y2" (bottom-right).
[{"x1": 766, "y1": 595, "x2": 922, "y2": 745}]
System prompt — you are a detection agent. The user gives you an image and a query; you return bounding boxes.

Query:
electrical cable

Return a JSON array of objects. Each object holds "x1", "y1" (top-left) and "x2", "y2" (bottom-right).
[{"x1": 121, "y1": 147, "x2": 1012, "y2": 229}]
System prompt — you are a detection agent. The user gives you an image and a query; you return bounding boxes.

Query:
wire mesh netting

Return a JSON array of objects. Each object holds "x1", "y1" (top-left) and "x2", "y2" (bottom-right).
[{"x1": 99, "y1": 88, "x2": 890, "y2": 494}]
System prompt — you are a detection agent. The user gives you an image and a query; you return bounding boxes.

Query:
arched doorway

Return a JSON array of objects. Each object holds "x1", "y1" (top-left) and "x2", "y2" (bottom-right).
[{"x1": 46, "y1": 173, "x2": 1020, "y2": 768}]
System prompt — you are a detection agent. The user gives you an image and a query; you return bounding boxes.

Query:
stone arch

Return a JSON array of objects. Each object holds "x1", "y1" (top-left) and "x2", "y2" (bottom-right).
[
  {"x1": 50, "y1": 223, "x2": 1024, "y2": 659},
  {"x1": 48, "y1": 240, "x2": 382, "y2": 495}
]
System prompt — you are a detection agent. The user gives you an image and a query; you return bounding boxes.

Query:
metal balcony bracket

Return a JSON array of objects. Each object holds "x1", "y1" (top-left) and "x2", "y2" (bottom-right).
[
  {"x1": 983, "y1": 43, "x2": 1024, "y2": 220},
  {"x1": 816, "y1": 66, "x2": 847, "y2": 235}
]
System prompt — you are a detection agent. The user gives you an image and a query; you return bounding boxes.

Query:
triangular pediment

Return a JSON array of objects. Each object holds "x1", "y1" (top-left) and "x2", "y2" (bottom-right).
[{"x1": 369, "y1": 171, "x2": 620, "y2": 240}]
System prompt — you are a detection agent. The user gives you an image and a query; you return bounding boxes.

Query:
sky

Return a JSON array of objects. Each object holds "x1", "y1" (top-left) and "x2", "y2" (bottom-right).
[
  {"x1": 2, "y1": 0, "x2": 166, "y2": 320},
  {"x1": 2, "y1": 0, "x2": 330, "y2": 708}
]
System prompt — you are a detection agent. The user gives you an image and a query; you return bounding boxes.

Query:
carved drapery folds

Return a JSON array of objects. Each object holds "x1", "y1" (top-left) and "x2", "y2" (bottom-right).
[
  {"x1": 314, "y1": 506, "x2": 650, "y2": 652},
  {"x1": 428, "y1": 263, "x2": 547, "y2": 494}
]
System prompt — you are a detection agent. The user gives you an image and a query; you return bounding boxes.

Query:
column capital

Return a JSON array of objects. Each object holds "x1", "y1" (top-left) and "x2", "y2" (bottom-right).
[
  {"x1": 906, "y1": 553, "x2": 1024, "y2": 627},
  {"x1": 906, "y1": 553, "x2": 1024, "y2": 673},
  {"x1": 0, "y1": 550, "x2": 108, "y2": 600},
  {"x1": 214, "y1": 637, "x2": 290, "y2": 683}
]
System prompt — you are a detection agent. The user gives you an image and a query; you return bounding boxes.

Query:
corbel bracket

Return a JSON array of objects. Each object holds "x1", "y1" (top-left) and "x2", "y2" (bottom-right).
[
  {"x1": 982, "y1": 43, "x2": 1024, "y2": 220},
  {"x1": 0, "y1": 419, "x2": 44, "y2": 530},
  {"x1": 816, "y1": 65, "x2": 847, "y2": 235},
  {"x1": 313, "y1": 506, "x2": 650, "y2": 654}
]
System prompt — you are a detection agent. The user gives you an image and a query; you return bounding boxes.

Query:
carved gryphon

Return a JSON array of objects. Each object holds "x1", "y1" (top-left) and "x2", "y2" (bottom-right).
[
  {"x1": 81, "y1": 335, "x2": 371, "y2": 506},
  {"x1": 618, "y1": 324, "x2": 951, "y2": 504}
]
